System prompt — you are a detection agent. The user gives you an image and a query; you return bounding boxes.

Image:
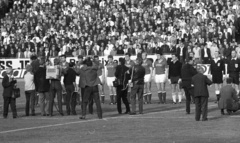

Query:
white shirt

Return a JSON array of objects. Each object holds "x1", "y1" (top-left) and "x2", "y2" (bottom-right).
[
  {"x1": 193, "y1": 47, "x2": 200, "y2": 58},
  {"x1": 204, "y1": 48, "x2": 208, "y2": 58},
  {"x1": 24, "y1": 72, "x2": 35, "y2": 91}
]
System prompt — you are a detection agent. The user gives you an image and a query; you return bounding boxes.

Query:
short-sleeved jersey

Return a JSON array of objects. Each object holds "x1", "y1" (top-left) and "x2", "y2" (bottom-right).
[
  {"x1": 106, "y1": 61, "x2": 117, "y2": 77},
  {"x1": 154, "y1": 58, "x2": 167, "y2": 75},
  {"x1": 125, "y1": 60, "x2": 135, "y2": 68},
  {"x1": 142, "y1": 59, "x2": 152, "y2": 74},
  {"x1": 97, "y1": 62, "x2": 104, "y2": 76}
]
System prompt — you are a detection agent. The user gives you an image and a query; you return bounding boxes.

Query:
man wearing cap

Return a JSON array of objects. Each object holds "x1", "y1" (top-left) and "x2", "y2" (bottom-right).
[
  {"x1": 192, "y1": 66, "x2": 212, "y2": 121},
  {"x1": 2, "y1": 67, "x2": 18, "y2": 118}
]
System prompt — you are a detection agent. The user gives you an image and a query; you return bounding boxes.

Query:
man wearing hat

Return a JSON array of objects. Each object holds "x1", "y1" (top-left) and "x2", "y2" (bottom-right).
[
  {"x1": 192, "y1": 66, "x2": 212, "y2": 121},
  {"x1": 2, "y1": 67, "x2": 17, "y2": 118}
]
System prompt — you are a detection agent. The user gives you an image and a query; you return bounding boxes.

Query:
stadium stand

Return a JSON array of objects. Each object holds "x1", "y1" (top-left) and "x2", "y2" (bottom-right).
[{"x1": 0, "y1": 0, "x2": 240, "y2": 62}]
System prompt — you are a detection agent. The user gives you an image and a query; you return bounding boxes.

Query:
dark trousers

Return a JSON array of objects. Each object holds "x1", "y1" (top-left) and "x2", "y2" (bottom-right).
[
  {"x1": 25, "y1": 90, "x2": 35, "y2": 115},
  {"x1": 3, "y1": 97, "x2": 17, "y2": 118},
  {"x1": 49, "y1": 80, "x2": 63, "y2": 115},
  {"x1": 130, "y1": 84, "x2": 144, "y2": 114},
  {"x1": 81, "y1": 87, "x2": 94, "y2": 114},
  {"x1": 195, "y1": 97, "x2": 208, "y2": 121},
  {"x1": 116, "y1": 86, "x2": 130, "y2": 113},
  {"x1": 183, "y1": 87, "x2": 193, "y2": 113},
  {"x1": 202, "y1": 58, "x2": 210, "y2": 64},
  {"x1": 65, "y1": 84, "x2": 76, "y2": 115},
  {"x1": 82, "y1": 85, "x2": 102, "y2": 118}
]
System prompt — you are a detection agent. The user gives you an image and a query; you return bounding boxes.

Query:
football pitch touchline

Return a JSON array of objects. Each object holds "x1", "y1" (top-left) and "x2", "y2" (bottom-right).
[{"x1": 0, "y1": 104, "x2": 218, "y2": 134}]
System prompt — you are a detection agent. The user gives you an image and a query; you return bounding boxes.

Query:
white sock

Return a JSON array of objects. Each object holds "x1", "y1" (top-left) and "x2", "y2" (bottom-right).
[
  {"x1": 172, "y1": 93, "x2": 176, "y2": 103},
  {"x1": 178, "y1": 92, "x2": 182, "y2": 102}
]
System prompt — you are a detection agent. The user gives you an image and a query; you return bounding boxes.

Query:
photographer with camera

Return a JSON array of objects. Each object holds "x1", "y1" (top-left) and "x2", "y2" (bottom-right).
[
  {"x1": 114, "y1": 58, "x2": 131, "y2": 114},
  {"x1": 2, "y1": 67, "x2": 18, "y2": 119},
  {"x1": 79, "y1": 57, "x2": 102, "y2": 120}
]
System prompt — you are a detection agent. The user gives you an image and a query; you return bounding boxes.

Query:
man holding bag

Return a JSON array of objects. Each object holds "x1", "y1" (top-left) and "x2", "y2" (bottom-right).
[{"x1": 2, "y1": 67, "x2": 18, "y2": 119}]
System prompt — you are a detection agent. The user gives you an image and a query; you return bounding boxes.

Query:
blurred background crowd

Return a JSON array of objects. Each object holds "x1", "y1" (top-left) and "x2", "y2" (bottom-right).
[{"x1": 1, "y1": 0, "x2": 240, "y2": 64}]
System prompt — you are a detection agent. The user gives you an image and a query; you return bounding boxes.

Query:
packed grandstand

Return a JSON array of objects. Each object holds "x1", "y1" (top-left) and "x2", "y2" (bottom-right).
[{"x1": 0, "y1": 0, "x2": 240, "y2": 61}]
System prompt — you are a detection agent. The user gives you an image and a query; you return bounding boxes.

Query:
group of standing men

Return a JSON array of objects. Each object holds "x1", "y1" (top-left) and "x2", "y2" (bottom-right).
[{"x1": 2, "y1": 49, "x2": 240, "y2": 120}]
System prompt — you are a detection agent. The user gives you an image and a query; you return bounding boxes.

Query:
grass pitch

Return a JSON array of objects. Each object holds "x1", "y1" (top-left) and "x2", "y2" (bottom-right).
[{"x1": 0, "y1": 80, "x2": 240, "y2": 143}]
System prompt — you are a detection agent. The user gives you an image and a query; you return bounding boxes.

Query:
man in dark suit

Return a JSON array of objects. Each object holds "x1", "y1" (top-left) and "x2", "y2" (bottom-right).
[
  {"x1": 181, "y1": 57, "x2": 197, "y2": 114},
  {"x1": 176, "y1": 42, "x2": 187, "y2": 63},
  {"x1": 201, "y1": 44, "x2": 212, "y2": 64},
  {"x1": 115, "y1": 58, "x2": 131, "y2": 114},
  {"x1": 128, "y1": 58, "x2": 146, "y2": 115},
  {"x1": 2, "y1": 67, "x2": 17, "y2": 118},
  {"x1": 219, "y1": 78, "x2": 240, "y2": 115},
  {"x1": 192, "y1": 66, "x2": 212, "y2": 121},
  {"x1": 34, "y1": 58, "x2": 50, "y2": 116},
  {"x1": 79, "y1": 57, "x2": 102, "y2": 119},
  {"x1": 63, "y1": 62, "x2": 77, "y2": 115}
]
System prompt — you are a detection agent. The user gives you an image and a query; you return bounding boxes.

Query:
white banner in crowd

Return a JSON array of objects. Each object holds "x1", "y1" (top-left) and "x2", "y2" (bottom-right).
[{"x1": 0, "y1": 55, "x2": 211, "y2": 79}]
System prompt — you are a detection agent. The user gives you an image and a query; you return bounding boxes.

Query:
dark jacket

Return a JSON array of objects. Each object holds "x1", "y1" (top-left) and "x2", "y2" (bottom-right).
[
  {"x1": 2, "y1": 75, "x2": 16, "y2": 97},
  {"x1": 201, "y1": 48, "x2": 211, "y2": 59},
  {"x1": 181, "y1": 63, "x2": 197, "y2": 88},
  {"x1": 210, "y1": 58, "x2": 225, "y2": 75},
  {"x1": 82, "y1": 65, "x2": 101, "y2": 87},
  {"x1": 219, "y1": 85, "x2": 239, "y2": 110},
  {"x1": 76, "y1": 64, "x2": 86, "y2": 88},
  {"x1": 129, "y1": 65, "x2": 145, "y2": 85},
  {"x1": 63, "y1": 68, "x2": 77, "y2": 86},
  {"x1": 168, "y1": 60, "x2": 182, "y2": 79},
  {"x1": 115, "y1": 65, "x2": 130, "y2": 88},
  {"x1": 192, "y1": 73, "x2": 212, "y2": 97},
  {"x1": 34, "y1": 66, "x2": 50, "y2": 92}
]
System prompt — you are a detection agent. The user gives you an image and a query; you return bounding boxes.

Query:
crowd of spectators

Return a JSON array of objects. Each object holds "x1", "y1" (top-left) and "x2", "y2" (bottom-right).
[{"x1": 0, "y1": 0, "x2": 240, "y2": 64}]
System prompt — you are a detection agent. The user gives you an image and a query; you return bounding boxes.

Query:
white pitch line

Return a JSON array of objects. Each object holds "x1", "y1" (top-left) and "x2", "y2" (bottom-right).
[{"x1": 0, "y1": 104, "x2": 218, "y2": 134}]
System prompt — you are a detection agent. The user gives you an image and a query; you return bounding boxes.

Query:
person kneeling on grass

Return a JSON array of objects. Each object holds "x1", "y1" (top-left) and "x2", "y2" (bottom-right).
[{"x1": 219, "y1": 78, "x2": 240, "y2": 115}]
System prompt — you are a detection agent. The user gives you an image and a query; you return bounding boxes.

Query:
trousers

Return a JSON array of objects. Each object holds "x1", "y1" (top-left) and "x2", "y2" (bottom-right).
[
  {"x1": 65, "y1": 84, "x2": 76, "y2": 115},
  {"x1": 39, "y1": 92, "x2": 50, "y2": 115},
  {"x1": 116, "y1": 86, "x2": 130, "y2": 113},
  {"x1": 183, "y1": 87, "x2": 193, "y2": 113},
  {"x1": 49, "y1": 80, "x2": 63, "y2": 115},
  {"x1": 195, "y1": 96, "x2": 208, "y2": 121},
  {"x1": 82, "y1": 85, "x2": 102, "y2": 118},
  {"x1": 130, "y1": 84, "x2": 144, "y2": 114},
  {"x1": 25, "y1": 90, "x2": 35, "y2": 115},
  {"x1": 3, "y1": 97, "x2": 17, "y2": 118}
]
